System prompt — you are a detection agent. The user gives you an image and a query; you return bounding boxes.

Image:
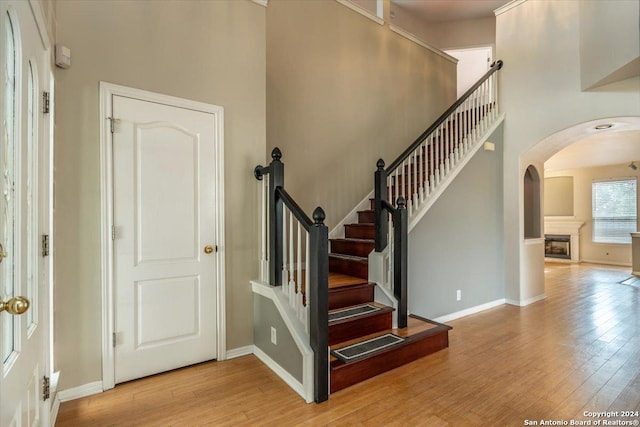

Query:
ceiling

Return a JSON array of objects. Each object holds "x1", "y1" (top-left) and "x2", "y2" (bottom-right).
[
  {"x1": 391, "y1": 0, "x2": 511, "y2": 23},
  {"x1": 545, "y1": 130, "x2": 640, "y2": 171}
]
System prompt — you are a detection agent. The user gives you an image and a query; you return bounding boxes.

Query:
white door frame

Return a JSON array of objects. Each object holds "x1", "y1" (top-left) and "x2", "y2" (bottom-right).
[{"x1": 99, "y1": 82, "x2": 226, "y2": 390}]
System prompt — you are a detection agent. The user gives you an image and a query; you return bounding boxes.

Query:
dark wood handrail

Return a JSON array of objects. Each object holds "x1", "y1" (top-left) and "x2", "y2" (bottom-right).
[
  {"x1": 276, "y1": 187, "x2": 313, "y2": 231},
  {"x1": 385, "y1": 60, "x2": 503, "y2": 174}
]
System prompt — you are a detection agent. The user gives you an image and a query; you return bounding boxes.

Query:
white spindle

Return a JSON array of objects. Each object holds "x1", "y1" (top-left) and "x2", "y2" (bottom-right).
[
  {"x1": 289, "y1": 209, "x2": 294, "y2": 304},
  {"x1": 297, "y1": 222, "x2": 302, "y2": 316},
  {"x1": 282, "y1": 207, "x2": 288, "y2": 295},
  {"x1": 304, "y1": 233, "x2": 310, "y2": 333},
  {"x1": 416, "y1": 147, "x2": 422, "y2": 211},
  {"x1": 430, "y1": 134, "x2": 435, "y2": 192},
  {"x1": 419, "y1": 140, "x2": 425, "y2": 203},
  {"x1": 260, "y1": 175, "x2": 267, "y2": 282}
]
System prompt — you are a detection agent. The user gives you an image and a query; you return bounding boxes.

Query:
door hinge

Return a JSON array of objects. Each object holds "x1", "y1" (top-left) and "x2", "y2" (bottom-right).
[
  {"x1": 107, "y1": 117, "x2": 120, "y2": 133},
  {"x1": 41, "y1": 234, "x2": 50, "y2": 257},
  {"x1": 112, "y1": 226, "x2": 116, "y2": 241},
  {"x1": 113, "y1": 332, "x2": 116, "y2": 347},
  {"x1": 42, "y1": 375, "x2": 50, "y2": 401},
  {"x1": 42, "y1": 91, "x2": 50, "y2": 114}
]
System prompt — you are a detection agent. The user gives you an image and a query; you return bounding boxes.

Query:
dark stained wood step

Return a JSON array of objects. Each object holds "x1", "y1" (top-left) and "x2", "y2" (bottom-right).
[
  {"x1": 357, "y1": 210, "x2": 375, "y2": 224},
  {"x1": 328, "y1": 281, "x2": 375, "y2": 310},
  {"x1": 330, "y1": 238, "x2": 375, "y2": 258},
  {"x1": 328, "y1": 303, "x2": 393, "y2": 346},
  {"x1": 330, "y1": 315, "x2": 452, "y2": 393},
  {"x1": 329, "y1": 253, "x2": 368, "y2": 279},
  {"x1": 344, "y1": 223, "x2": 375, "y2": 239}
]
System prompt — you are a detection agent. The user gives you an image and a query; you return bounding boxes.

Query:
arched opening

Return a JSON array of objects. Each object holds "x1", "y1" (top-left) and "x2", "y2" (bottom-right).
[{"x1": 524, "y1": 165, "x2": 541, "y2": 239}]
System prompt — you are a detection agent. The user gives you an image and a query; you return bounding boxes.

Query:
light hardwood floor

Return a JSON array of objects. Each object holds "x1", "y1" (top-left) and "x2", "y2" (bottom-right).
[{"x1": 56, "y1": 263, "x2": 640, "y2": 426}]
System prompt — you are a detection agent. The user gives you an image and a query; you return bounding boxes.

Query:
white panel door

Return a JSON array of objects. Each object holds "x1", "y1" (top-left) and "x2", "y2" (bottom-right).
[
  {"x1": 1, "y1": 1, "x2": 52, "y2": 426},
  {"x1": 113, "y1": 95, "x2": 218, "y2": 383}
]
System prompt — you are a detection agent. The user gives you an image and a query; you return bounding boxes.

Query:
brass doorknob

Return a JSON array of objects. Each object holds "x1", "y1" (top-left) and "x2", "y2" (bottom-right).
[
  {"x1": 204, "y1": 245, "x2": 214, "y2": 254},
  {"x1": 0, "y1": 296, "x2": 30, "y2": 315},
  {"x1": 0, "y1": 243, "x2": 7, "y2": 263}
]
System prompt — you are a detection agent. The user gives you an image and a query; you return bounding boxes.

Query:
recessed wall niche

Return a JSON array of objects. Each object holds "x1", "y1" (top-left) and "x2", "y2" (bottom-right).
[{"x1": 524, "y1": 165, "x2": 541, "y2": 238}]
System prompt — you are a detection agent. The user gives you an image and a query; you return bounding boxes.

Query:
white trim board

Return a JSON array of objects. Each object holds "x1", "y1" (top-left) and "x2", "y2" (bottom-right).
[
  {"x1": 226, "y1": 346, "x2": 254, "y2": 360},
  {"x1": 253, "y1": 346, "x2": 310, "y2": 403},
  {"x1": 389, "y1": 25, "x2": 458, "y2": 64},
  {"x1": 494, "y1": 0, "x2": 527, "y2": 16},
  {"x1": 433, "y1": 299, "x2": 506, "y2": 323},
  {"x1": 335, "y1": 0, "x2": 384, "y2": 26},
  {"x1": 581, "y1": 259, "x2": 632, "y2": 268},
  {"x1": 57, "y1": 381, "x2": 104, "y2": 403},
  {"x1": 251, "y1": 280, "x2": 314, "y2": 403},
  {"x1": 506, "y1": 294, "x2": 547, "y2": 307},
  {"x1": 50, "y1": 396, "x2": 61, "y2": 426},
  {"x1": 99, "y1": 82, "x2": 226, "y2": 391}
]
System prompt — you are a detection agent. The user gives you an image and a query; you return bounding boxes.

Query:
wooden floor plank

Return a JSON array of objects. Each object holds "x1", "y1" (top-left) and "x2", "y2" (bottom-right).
[{"x1": 56, "y1": 263, "x2": 640, "y2": 426}]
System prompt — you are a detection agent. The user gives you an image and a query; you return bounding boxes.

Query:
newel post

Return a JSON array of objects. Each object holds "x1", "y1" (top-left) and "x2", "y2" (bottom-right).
[
  {"x1": 393, "y1": 197, "x2": 408, "y2": 329},
  {"x1": 374, "y1": 159, "x2": 388, "y2": 252},
  {"x1": 269, "y1": 148, "x2": 284, "y2": 286},
  {"x1": 309, "y1": 207, "x2": 329, "y2": 403}
]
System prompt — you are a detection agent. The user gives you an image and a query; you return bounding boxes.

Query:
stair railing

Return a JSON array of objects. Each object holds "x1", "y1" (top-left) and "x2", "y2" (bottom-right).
[
  {"x1": 254, "y1": 148, "x2": 329, "y2": 403},
  {"x1": 374, "y1": 60, "x2": 504, "y2": 327}
]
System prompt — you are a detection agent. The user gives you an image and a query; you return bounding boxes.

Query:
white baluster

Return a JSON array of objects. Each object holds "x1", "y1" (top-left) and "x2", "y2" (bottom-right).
[
  {"x1": 305, "y1": 233, "x2": 310, "y2": 333},
  {"x1": 416, "y1": 150, "x2": 422, "y2": 211},
  {"x1": 289, "y1": 209, "x2": 294, "y2": 305},
  {"x1": 297, "y1": 222, "x2": 302, "y2": 316},
  {"x1": 430, "y1": 134, "x2": 435, "y2": 193},
  {"x1": 419, "y1": 140, "x2": 425, "y2": 203},
  {"x1": 282, "y1": 207, "x2": 288, "y2": 295},
  {"x1": 260, "y1": 175, "x2": 267, "y2": 282}
]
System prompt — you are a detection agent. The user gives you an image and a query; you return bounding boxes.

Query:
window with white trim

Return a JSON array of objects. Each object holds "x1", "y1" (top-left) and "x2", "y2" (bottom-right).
[{"x1": 592, "y1": 178, "x2": 637, "y2": 244}]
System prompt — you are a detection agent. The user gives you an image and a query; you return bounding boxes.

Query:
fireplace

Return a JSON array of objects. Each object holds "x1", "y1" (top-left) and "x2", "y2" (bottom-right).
[{"x1": 545, "y1": 234, "x2": 571, "y2": 259}]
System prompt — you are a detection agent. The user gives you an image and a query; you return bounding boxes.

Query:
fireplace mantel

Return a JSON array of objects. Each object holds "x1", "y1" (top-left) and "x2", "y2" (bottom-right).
[{"x1": 544, "y1": 219, "x2": 585, "y2": 263}]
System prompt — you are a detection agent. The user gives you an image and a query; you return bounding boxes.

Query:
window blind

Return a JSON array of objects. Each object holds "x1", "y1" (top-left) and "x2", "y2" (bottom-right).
[{"x1": 592, "y1": 178, "x2": 637, "y2": 244}]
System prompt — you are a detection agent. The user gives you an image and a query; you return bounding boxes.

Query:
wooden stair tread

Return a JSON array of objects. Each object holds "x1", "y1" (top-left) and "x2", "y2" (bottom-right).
[
  {"x1": 329, "y1": 315, "x2": 452, "y2": 393},
  {"x1": 330, "y1": 238, "x2": 374, "y2": 243},
  {"x1": 330, "y1": 315, "x2": 447, "y2": 358},
  {"x1": 328, "y1": 302, "x2": 392, "y2": 324},
  {"x1": 328, "y1": 272, "x2": 369, "y2": 289},
  {"x1": 329, "y1": 253, "x2": 367, "y2": 262}
]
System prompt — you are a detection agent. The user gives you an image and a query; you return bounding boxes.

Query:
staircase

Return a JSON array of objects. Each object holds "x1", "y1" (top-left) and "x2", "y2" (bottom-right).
[
  {"x1": 328, "y1": 205, "x2": 451, "y2": 393},
  {"x1": 253, "y1": 60, "x2": 504, "y2": 403}
]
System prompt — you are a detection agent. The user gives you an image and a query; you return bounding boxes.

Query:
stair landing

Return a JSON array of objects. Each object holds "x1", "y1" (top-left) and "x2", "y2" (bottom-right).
[{"x1": 329, "y1": 315, "x2": 451, "y2": 393}]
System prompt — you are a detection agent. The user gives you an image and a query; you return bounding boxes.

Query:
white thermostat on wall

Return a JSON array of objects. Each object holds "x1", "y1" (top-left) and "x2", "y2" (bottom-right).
[{"x1": 55, "y1": 44, "x2": 71, "y2": 69}]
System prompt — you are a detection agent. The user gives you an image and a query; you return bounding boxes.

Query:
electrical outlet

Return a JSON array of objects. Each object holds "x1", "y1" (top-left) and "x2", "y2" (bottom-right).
[
  {"x1": 456, "y1": 290, "x2": 462, "y2": 301},
  {"x1": 270, "y1": 327, "x2": 277, "y2": 345}
]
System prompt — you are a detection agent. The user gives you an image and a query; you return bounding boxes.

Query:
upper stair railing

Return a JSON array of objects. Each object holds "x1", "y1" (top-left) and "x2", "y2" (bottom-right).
[
  {"x1": 254, "y1": 148, "x2": 329, "y2": 403},
  {"x1": 374, "y1": 60, "x2": 504, "y2": 326}
]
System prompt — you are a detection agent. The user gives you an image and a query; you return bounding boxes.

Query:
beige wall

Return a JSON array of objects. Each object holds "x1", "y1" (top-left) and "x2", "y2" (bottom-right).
[
  {"x1": 544, "y1": 176, "x2": 574, "y2": 216},
  {"x1": 390, "y1": 4, "x2": 496, "y2": 50},
  {"x1": 54, "y1": 0, "x2": 265, "y2": 390},
  {"x1": 546, "y1": 164, "x2": 640, "y2": 266},
  {"x1": 266, "y1": 0, "x2": 456, "y2": 229}
]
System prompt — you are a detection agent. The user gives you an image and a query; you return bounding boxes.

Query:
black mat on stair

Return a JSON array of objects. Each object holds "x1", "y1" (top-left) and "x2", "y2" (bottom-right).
[
  {"x1": 332, "y1": 333, "x2": 405, "y2": 362},
  {"x1": 329, "y1": 304, "x2": 380, "y2": 323}
]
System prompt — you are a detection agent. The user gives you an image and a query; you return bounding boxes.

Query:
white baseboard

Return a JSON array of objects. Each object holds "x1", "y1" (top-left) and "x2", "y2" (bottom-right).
[
  {"x1": 49, "y1": 395, "x2": 61, "y2": 427},
  {"x1": 581, "y1": 259, "x2": 632, "y2": 268},
  {"x1": 57, "y1": 381, "x2": 103, "y2": 402},
  {"x1": 253, "y1": 346, "x2": 309, "y2": 402},
  {"x1": 226, "y1": 345, "x2": 254, "y2": 359},
  {"x1": 506, "y1": 293, "x2": 547, "y2": 307},
  {"x1": 433, "y1": 299, "x2": 506, "y2": 323}
]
